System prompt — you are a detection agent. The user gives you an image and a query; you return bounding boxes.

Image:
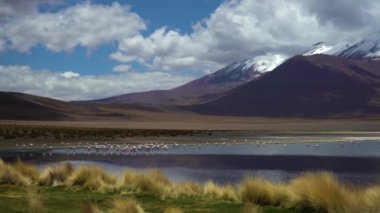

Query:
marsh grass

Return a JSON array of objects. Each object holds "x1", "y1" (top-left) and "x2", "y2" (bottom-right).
[
  {"x1": 12, "y1": 159, "x2": 39, "y2": 183},
  {"x1": 0, "y1": 159, "x2": 30, "y2": 185},
  {"x1": 0, "y1": 160, "x2": 379, "y2": 213},
  {"x1": 110, "y1": 198, "x2": 144, "y2": 213},
  {"x1": 361, "y1": 186, "x2": 380, "y2": 213},
  {"x1": 68, "y1": 166, "x2": 117, "y2": 192},
  {"x1": 203, "y1": 181, "x2": 239, "y2": 202},
  {"x1": 163, "y1": 207, "x2": 183, "y2": 213},
  {"x1": 289, "y1": 172, "x2": 350, "y2": 212},
  {"x1": 243, "y1": 202, "x2": 262, "y2": 213},
  {"x1": 82, "y1": 201, "x2": 103, "y2": 213},
  {"x1": 174, "y1": 181, "x2": 202, "y2": 197},
  {"x1": 39, "y1": 162, "x2": 73, "y2": 186},
  {"x1": 26, "y1": 188, "x2": 46, "y2": 213},
  {"x1": 121, "y1": 169, "x2": 172, "y2": 198},
  {"x1": 239, "y1": 177, "x2": 275, "y2": 205}
]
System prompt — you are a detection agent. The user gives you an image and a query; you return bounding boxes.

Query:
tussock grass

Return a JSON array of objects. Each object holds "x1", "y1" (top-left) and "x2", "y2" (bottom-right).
[
  {"x1": 361, "y1": 186, "x2": 380, "y2": 212},
  {"x1": 26, "y1": 188, "x2": 46, "y2": 213},
  {"x1": 0, "y1": 159, "x2": 30, "y2": 185},
  {"x1": 1, "y1": 159, "x2": 379, "y2": 213},
  {"x1": 110, "y1": 198, "x2": 144, "y2": 213},
  {"x1": 12, "y1": 159, "x2": 39, "y2": 183},
  {"x1": 203, "y1": 181, "x2": 239, "y2": 202},
  {"x1": 289, "y1": 172, "x2": 350, "y2": 212},
  {"x1": 239, "y1": 177, "x2": 275, "y2": 205},
  {"x1": 163, "y1": 207, "x2": 183, "y2": 213},
  {"x1": 82, "y1": 201, "x2": 103, "y2": 213},
  {"x1": 39, "y1": 162, "x2": 73, "y2": 186},
  {"x1": 243, "y1": 202, "x2": 262, "y2": 213},
  {"x1": 121, "y1": 169, "x2": 172, "y2": 198},
  {"x1": 67, "y1": 166, "x2": 117, "y2": 192},
  {"x1": 175, "y1": 181, "x2": 202, "y2": 197}
]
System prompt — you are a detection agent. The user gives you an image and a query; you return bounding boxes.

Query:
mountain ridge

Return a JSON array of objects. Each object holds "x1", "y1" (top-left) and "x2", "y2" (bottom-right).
[{"x1": 186, "y1": 54, "x2": 380, "y2": 117}]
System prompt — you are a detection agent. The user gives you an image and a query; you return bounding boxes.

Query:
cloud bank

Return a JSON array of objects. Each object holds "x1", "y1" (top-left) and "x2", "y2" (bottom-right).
[{"x1": 0, "y1": 65, "x2": 192, "y2": 101}]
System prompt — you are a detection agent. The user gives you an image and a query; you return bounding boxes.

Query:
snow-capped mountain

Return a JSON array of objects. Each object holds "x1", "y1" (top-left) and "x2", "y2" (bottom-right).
[
  {"x1": 207, "y1": 53, "x2": 287, "y2": 84},
  {"x1": 90, "y1": 53, "x2": 288, "y2": 105},
  {"x1": 303, "y1": 41, "x2": 351, "y2": 56},
  {"x1": 338, "y1": 32, "x2": 380, "y2": 59}
]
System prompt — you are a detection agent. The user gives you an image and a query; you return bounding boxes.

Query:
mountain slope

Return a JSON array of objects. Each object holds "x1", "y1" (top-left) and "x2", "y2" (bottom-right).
[
  {"x1": 0, "y1": 92, "x2": 75, "y2": 120},
  {"x1": 338, "y1": 32, "x2": 380, "y2": 59},
  {"x1": 89, "y1": 54, "x2": 287, "y2": 105},
  {"x1": 188, "y1": 54, "x2": 380, "y2": 117}
]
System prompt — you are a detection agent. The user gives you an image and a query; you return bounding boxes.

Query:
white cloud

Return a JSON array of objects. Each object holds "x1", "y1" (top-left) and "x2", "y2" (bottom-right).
[
  {"x1": 0, "y1": 2, "x2": 145, "y2": 52},
  {"x1": 113, "y1": 64, "x2": 131, "y2": 72},
  {"x1": 0, "y1": 65, "x2": 192, "y2": 101},
  {"x1": 110, "y1": 0, "x2": 380, "y2": 73},
  {"x1": 61, "y1": 71, "x2": 80, "y2": 78}
]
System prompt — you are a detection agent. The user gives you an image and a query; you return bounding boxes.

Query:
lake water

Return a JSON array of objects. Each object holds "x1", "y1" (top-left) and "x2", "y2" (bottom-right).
[{"x1": 1, "y1": 140, "x2": 380, "y2": 185}]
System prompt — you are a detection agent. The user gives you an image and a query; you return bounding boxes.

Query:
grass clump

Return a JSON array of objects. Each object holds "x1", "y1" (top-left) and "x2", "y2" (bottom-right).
[
  {"x1": 67, "y1": 166, "x2": 117, "y2": 192},
  {"x1": 175, "y1": 181, "x2": 202, "y2": 197},
  {"x1": 12, "y1": 159, "x2": 39, "y2": 183},
  {"x1": 239, "y1": 177, "x2": 275, "y2": 205},
  {"x1": 0, "y1": 159, "x2": 30, "y2": 185},
  {"x1": 242, "y1": 202, "x2": 262, "y2": 213},
  {"x1": 26, "y1": 188, "x2": 46, "y2": 213},
  {"x1": 39, "y1": 162, "x2": 73, "y2": 186},
  {"x1": 289, "y1": 172, "x2": 350, "y2": 212},
  {"x1": 82, "y1": 201, "x2": 103, "y2": 213},
  {"x1": 163, "y1": 207, "x2": 183, "y2": 213},
  {"x1": 121, "y1": 169, "x2": 172, "y2": 199},
  {"x1": 110, "y1": 198, "x2": 144, "y2": 213},
  {"x1": 362, "y1": 186, "x2": 380, "y2": 212},
  {"x1": 203, "y1": 181, "x2": 239, "y2": 202}
]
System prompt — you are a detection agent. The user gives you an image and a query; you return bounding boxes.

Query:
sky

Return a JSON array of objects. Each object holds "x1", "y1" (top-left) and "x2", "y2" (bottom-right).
[{"x1": 0, "y1": 0, "x2": 379, "y2": 101}]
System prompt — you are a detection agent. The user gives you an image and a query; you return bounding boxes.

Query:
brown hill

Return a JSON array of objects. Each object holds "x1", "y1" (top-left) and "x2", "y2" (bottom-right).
[
  {"x1": 0, "y1": 92, "x2": 77, "y2": 120},
  {"x1": 188, "y1": 55, "x2": 380, "y2": 117}
]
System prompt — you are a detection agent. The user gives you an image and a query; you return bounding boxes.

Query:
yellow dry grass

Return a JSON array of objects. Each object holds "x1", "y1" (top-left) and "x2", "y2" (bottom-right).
[
  {"x1": 203, "y1": 181, "x2": 239, "y2": 202},
  {"x1": 289, "y1": 172, "x2": 350, "y2": 212},
  {"x1": 242, "y1": 202, "x2": 262, "y2": 213},
  {"x1": 174, "y1": 181, "x2": 202, "y2": 197},
  {"x1": 39, "y1": 162, "x2": 73, "y2": 186},
  {"x1": 110, "y1": 198, "x2": 144, "y2": 213},
  {"x1": 12, "y1": 159, "x2": 39, "y2": 183},
  {"x1": 67, "y1": 166, "x2": 117, "y2": 192},
  {"x1": 121, "y1": 169, "x2": 172, "y2": 199},
  {"x1": 163, "y1": 207, "x2": 183, "y2": 213},
  {"x1": 0, "y1": 159, "x2": 30, "y2": 185},
  {"x1": 82, "y1": 201, "x2": 103, "y2": 213},
  {"x1": 0, "y1": 159, "x2": 379, "y2": 213},
  {"x1": 26, "y1": 188, "x2": 46, "y2": 213},
  {"x1": 239, "y1": 177, "x2": 275, "y2": 205}
]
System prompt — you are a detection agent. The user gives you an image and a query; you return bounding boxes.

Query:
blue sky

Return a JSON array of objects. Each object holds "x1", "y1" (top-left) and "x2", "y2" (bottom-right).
[
  {"x1": 0, "y1": 0, "x2": 223, "y2": 76},
  {"x1": 0, "y1": 0, "x2": 379, "y2": 100}
]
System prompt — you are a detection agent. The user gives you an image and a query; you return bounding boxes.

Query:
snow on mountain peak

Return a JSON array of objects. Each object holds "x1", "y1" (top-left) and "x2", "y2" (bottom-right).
[
  {"x1": 303, "y1": 42, "x2": 332, "y2": 56},
  {"x1": 338, "y1": 31, "x2": 380, "y2": 59},
  {"x1": 209, "y1": 53, "x2": 287, "y2": 83},
  {"x1": 249, "y1": 53, "x2": 287, "y2": 73},
  {"x1": 303, "y1": 41, "x2": 351, "y2": 56}
]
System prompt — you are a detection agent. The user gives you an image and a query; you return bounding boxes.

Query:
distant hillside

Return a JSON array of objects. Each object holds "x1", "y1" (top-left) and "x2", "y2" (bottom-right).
[{"x1": 0, "y1": 92, "x2": 74, "y2": 120}]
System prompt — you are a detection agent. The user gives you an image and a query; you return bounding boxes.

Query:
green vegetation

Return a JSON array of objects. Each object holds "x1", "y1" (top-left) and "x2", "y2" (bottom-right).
[{"x1": 0, "y1": 159, "x2": 379, "y2": 212}]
